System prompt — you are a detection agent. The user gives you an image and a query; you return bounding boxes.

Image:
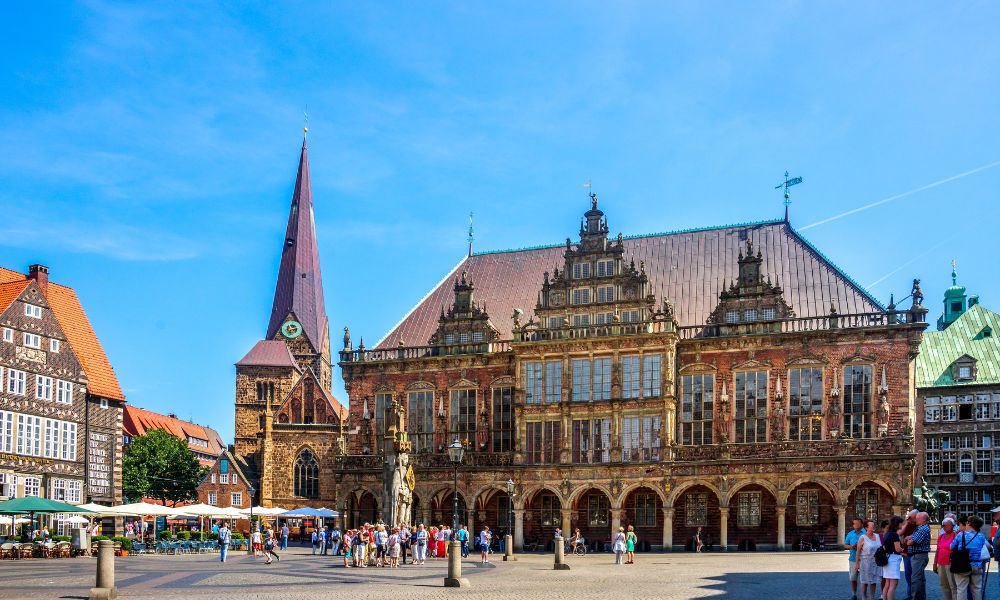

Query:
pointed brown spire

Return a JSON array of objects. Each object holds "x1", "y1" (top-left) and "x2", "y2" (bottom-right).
[{"x1": 266, "y1": 137, "x2": 328, "y2": 352}]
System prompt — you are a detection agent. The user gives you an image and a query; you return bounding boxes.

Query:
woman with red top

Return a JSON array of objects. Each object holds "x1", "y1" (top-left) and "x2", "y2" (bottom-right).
[{"x1": 934, "y1": 517, "x2": 958, "y2": 600}]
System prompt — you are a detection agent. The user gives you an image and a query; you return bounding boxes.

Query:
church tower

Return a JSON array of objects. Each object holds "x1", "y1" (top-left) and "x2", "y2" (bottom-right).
[{"x1": 234, "y1": 136, "x2": 345, "y2": 507}]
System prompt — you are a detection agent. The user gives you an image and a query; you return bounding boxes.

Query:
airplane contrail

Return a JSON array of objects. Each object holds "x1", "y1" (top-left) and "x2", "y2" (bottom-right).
[{"x1": 800, "y1": 159, "x2": 1000, "y2": 231}]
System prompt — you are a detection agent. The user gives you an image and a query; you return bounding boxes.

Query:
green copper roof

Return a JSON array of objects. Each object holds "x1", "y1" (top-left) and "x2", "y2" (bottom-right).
[{"x1": 916, "y1": 304, "x2": 1000, "y2": 388}]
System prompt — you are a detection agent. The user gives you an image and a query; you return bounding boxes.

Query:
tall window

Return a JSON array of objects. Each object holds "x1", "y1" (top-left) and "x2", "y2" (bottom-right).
[
  {"x1": 685, "y1": 493, "x2": 708, "y2": 527},
  {"x1": 736, "y1": 491, "x2": 761, "y2": 527},
  {"x1": 450, "y1": 389, "x2": 477, "y2": 439},
  {"x1": 545, "y1": 361, "x2": 562, "y2": 403},
  {"x1": 492, "y1": 387, "x2": 514, "y2": 452},
  {"x1": 789, "y1": 368, "x2": 823, "y2": 441},
  {"x1": 572, "y1": 418, "x2": 610, "y2": 463},
  {"x1": 407, "y1": 391, "x2": 435, "y2": 452},
  {"x1": 524, "y1": 362, "x2": 542, "y2": 404},
  {"x1": 854, "y1": 487, "x2": 879, "y2": 521},
  {"x1": 795, "y1": 490, "x2": 819, "y2": 526},
  {"x1": 374, "y1": 393, "x2": 392, "y2": 436},
  {"x1": 525, "y1": 421, "x2": 561, "y2": 464},
  {"x1": 843, "y1": 365, "x2": 873, "y2": 438},
  {"x1": 572, "y1": 358, "x2": 611, "y2": 401},
  {"x1": 293, "y1": 449, "x2": 319, "y2": 499},
  {"x1": 734, "y1": 371, "x2": 768, "y2": 443},
  {"x1": 587, "y1": 494, "x2": 610, "y2": 527},
  {"x1": 622, "y1": 355, "x2": 640, "y2": 399},
  {"x1": 622, "y1": 415, "x2": 661, "y2": 462},
  {"x1": 681, "y1": 375, "x2": 714, "y2": 445},
  {"x1": 643, "y1": 355, "x2": 661, "y2": 397},
  {"x1": 632, "y1": 492, "x2": 656, "y2": 527}
]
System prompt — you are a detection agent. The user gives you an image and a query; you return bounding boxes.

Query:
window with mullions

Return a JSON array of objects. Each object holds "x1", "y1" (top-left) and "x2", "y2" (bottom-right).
[
  {"x1": 407, "y1": 391, "x2": 435, "y2": 452},
  {"x1": 450, "y1": 389, "x2": 477, "y2": 440},
  {"x1": 524, "y1": 362, "x2": 542, "y2": 404},
  {"x1": 293, "y1": 449, "x2": 319, "y2": 499},
  {"x1": 622, "y1": 355, "x2": 640, "y2": 399},
  {"x1": 680, "y1": 374, "x2": 714, "y2": 445},
  {"x1": 492, "y1": 387, "x2": 514, "y2": 453},
  {"x1": 843, "y1": 365, "x2": 873, "y2": 438},
  {"x1": 572, "y1": 418, "x2": 610, "y2": 463},
  {"x1": 734, "y1": 371, "x2": 768, "y2": 443},
  {"x1": 632, "y1": 493, "x2": 656, "y2": 527},
  {"x1": 643, "y1": 355, "x2": 661, "y2": 397},
  {"x1": 587, "y1": 494, "x2": 610, "y2": 527},
  {"x1": 545, "y1": 361, "x2": 562, "y2": 403},
  {"x1": 789, "y1": 368, "x2": 823, "y2": 441}
]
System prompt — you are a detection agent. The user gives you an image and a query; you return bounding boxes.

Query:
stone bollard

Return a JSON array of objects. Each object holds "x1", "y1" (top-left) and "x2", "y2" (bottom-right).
[
  {"x1": 504, "y1": 533, "x2": 516, "y2": 561},
  {"x1": 553, "y1": 535, "x2": 570, "y2": 570},
  {"x1": 89, "y1": 539, "x2": 117, "y2": 600},
  {"x1": 444, "y1": 539, "x2": 470, "y2": 588}
]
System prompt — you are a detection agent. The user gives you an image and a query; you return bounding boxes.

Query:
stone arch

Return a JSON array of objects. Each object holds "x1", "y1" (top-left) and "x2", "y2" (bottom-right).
[
  {"x1": 725, "y1": 479, "x2": 780, "y2": 506},
  {"x1": 666, "y1": 479, "x2": 724, "y2": 508},
  {"x1": 778, "y1": 477, "x2": 838, "y2": 506}
]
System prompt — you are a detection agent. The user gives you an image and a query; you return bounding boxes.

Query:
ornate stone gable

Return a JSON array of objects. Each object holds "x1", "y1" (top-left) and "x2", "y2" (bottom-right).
[
  {"x1": 427, "y1": 271, "x2": 500, "y2": 350},
  {"x1": 706, "y1": 238, "x2": 794, "y2": 330}
]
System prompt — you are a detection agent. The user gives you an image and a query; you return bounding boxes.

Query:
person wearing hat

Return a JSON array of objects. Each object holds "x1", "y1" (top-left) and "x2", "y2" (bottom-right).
[{"x1": 612, "y1": 526, "x2": 627, "y2": 565}]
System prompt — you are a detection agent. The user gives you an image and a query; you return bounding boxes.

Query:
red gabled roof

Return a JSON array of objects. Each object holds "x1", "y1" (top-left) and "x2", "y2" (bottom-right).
[
  {"x1": 236, "y1": 340, "x2": 301, "y2": 370},
  {"x1": 266, "y1": 138, "x2": 328, "y2": 352},
  {"x1": 0, "y1": 267, "x2": 125, "y2": 401},
  {"x1": 123, "y1": 405, "x2": 225, "y2": 465},
  {"x1": 376, "y1": 219, "x2": 884, "y2": 348}
]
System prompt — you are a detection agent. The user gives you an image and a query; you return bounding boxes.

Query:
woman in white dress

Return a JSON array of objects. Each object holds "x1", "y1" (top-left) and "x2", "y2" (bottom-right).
[{"x1": 612, "y1": 527, "x2": 627, "y2": 565}]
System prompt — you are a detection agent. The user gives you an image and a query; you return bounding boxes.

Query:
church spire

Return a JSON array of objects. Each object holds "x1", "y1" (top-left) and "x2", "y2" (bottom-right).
[{"x1": 266, "y1": 137, "x2": 329, "y2": 353}]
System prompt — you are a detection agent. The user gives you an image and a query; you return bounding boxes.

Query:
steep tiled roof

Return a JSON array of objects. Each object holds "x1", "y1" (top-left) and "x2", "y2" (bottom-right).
[
  {"x1": 376, "y1": 220, "x2": 884, "y2": 348},
  {"x1": 0, "y1": 267, "x2": 125, "y2": 401},
  {"x1": 236, "y1": 340, "x2": 301, "y2": 370},
  {"x1": 266, "y1": 138, "x2": 328, "y2": 353},
  {"x1": 123, "y1": 405, "x2": 225, "y2": 464},
  {"x1": 916, "y1": 304, "x2": 1000, "y2": 388}
]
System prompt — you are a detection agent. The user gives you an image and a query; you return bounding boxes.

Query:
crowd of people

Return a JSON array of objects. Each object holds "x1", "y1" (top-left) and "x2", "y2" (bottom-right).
[{"x1": 846, "y1": 509, "x2": 1000, "y2": 600}]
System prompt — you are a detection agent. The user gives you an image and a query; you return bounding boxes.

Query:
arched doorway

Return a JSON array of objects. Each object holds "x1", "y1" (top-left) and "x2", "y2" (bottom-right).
[
  {"x1": 729, "y1": 483, "x2": 777, "y2": 550},
  {"x1": 785, "y1": 482, "x2": 837, "y2": 551},
  {"x1": 574, "y1": 488, "x2": 611, "y2": 552},
  {"x1": 622, "y1": 486, "x2": 662, "y2": 551},
  {"x1": 523, "y1": 490, "x2": 560, "y2": 551},
  {"x1": 672, "y1": 484, "x2": 721, "y2": 551}
]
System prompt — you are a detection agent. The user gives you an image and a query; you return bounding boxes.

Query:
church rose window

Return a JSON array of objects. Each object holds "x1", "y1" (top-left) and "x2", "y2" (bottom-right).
[
  {"x1": 681, "y1": 375, "x2": 714, "y2": 445},
  {"x1": 294, "y1": 449, "x2": 319, "y2": 499},
  {"x1": 407, "y1": 391, "x2": 435, "y2": 452},
  {"x1": 685, "y1": 492, "x2": 708, "y2": 527},
  {"x1": 734, "y1": 371, "x2": 768, "y2": 444},
  {"x1": 843, "y1": 365, "x2": 872, "y2": 438}
]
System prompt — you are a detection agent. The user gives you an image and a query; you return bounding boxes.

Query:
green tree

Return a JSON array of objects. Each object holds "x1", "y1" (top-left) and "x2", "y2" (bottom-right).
[{"x1": 122, "y1": 429, "x2": 208, "y2": 506}]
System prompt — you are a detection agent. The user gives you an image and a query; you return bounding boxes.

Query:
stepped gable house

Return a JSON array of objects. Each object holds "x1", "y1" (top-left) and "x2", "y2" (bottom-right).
[
  {"x1": 0, "y1": 264, "x2": 125, "y2": 533},
  {"x1": 338, "y1": 192, "x2": 929, "y2": 552},
  {"x1": 234, "y1": 137, "x2": 347, "y2": 510}
]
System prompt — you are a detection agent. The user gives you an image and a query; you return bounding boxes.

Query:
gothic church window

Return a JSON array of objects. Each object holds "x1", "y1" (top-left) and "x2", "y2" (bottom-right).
[
  {"x1": 680, "y1": 374, "x2": 714, "y2": 445},
  {"x1": 293, "y1": 449, "x2": 319, "y2": 499}
]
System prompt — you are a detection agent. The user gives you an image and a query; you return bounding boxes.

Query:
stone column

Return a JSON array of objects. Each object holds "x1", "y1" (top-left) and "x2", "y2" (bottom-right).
[
  {"x1": 719, "y1": 506, "x2": 729, "y2": 552},
  {"x1": 610, "y1": 508, "x2": 623, "y2": 542},
  {"x1": 513, "y1": 509, "x2": 525, "y2": 551},
  {"x1": 662, "y1": 507, "x2": 674, "y2": 551},
  {"x1": 776, "y1": 505, "x2": 786, "y2": 550},
  {"x1": 836, "y1": 506, "x2": 847, "y2": 547},
  {"x1": 560, "y1": 509, "x2": 573, "y2": 539}
]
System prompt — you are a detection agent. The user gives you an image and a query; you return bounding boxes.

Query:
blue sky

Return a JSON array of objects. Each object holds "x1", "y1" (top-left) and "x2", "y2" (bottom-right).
[{"x1": 2, "y1": 2, "x2": 998, "y2": 442}]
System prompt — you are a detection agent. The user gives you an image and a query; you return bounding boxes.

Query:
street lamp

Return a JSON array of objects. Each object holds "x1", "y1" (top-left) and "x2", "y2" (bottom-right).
[
  {"x1": 504, "y1": 478, "x2": 515, "y2": 561},
  {"x1": 444, "y1": 437, "x2": 469, "y2": 587}
]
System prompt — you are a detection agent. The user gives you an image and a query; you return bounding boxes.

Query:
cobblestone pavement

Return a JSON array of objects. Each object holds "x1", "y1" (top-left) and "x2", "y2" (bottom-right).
[{"x1": 0, "y1": 547, "x2": 982, "y2": 599}]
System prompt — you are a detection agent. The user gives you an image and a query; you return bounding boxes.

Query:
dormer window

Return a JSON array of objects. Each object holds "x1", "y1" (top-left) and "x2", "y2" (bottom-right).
[
  {"x1": 24, "y1": 304, "x2": 42, "y2": 319},
  {"x1": 572, "y1": 263, "x2": 591, "y2": 279}
]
